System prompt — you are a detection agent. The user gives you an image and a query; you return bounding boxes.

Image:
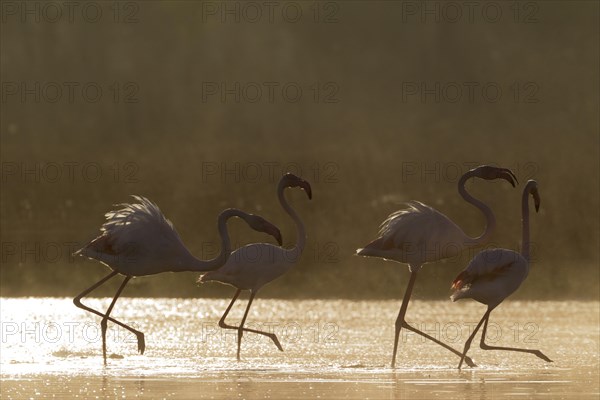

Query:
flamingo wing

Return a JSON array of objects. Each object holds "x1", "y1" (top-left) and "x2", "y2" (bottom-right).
[
  {"x1": 199, "y1": 243, "x2": 290, "y2": 291},
  {"x1": 99, "y1": 196, "x2": 184, "y2": 252},
  {"x1": 450, "y1": 248, "x2": 527, "y2": 304},
  {"x1": 361, "y1": 201, "x2": 468, "y2": 264},
  {"x1": 76, "y1": 196, "x2": 193, "y2": 273}
]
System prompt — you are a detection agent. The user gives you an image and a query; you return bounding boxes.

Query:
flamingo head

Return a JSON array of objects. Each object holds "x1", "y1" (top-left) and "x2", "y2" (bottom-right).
[
  {"x1": 471, "y1": 165, "x2": 518, "y2": 187},
  {"x1": 282, "y1": 173, "x2": 312, "y2": 200},
  {"x1": 246, "y1": 214, "x2": 283, "y2": 245},
  {"x1": 526, "y1": 180, "x2": 540, "y2": 212}
]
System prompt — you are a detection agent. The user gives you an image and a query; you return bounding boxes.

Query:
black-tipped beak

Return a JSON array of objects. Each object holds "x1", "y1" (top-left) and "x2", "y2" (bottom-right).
[
  {"x1": 472, "y1": 165, "x2": 518, "y2": 187},
  {"x1": 302, "y1": 182, "x2": 312, "y2": 200},
  {"x1": 265, "y1": 224, "x2": 283, "y2": 246},
  {"x1": 499, "y1": 168, "x2": 518, "y2": 187},
  {"x1": 533, "y1": 190, "x2": 541, "y2": 213}
]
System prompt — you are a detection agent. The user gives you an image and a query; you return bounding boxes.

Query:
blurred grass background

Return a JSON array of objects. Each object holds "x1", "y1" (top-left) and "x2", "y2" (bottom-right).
[{"x1": 1, "y1": 1, "x2": 598, "y2": 299}]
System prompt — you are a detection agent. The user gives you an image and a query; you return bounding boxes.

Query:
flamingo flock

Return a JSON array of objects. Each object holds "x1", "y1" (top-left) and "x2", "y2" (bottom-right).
[
  {"x1": 357, "y1": 165, "x2": 517, "y2": 367},
  {"x1": 74, "y1": 168, "x2": 552, "y2": 368},
  {"x1": 73, "y1": 197, "x2": 282, "y2": 364}
]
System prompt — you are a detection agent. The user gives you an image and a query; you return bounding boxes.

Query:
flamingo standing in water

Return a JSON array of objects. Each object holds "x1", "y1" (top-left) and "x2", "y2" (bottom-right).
[
  {"x1": 73, "y1": 196, "x2": 282, "y2": 364},
  {"x1": 199, "y1": 173, "x2": 311, "y2": 360},
  {"x1": 356, "y1": 165, "x2": 518, "y2": 367},
  {"x1": 451, "y1": 180, "x2": 552, "y2": 369}
]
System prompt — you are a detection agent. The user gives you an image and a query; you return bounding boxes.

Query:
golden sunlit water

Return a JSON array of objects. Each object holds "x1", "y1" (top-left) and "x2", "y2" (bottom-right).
[{"x1": 1, "y1": 298, "x2": 598, "y2": 399}]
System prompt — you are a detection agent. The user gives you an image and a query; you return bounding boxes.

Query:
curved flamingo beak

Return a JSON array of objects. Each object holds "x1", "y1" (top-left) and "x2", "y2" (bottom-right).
[
  {"x1": 282, "y1": 173, "x2": 313, "y2": 199},
  {"x1": 524, "y1": 180, "x2": 540, "y2": 212},
  {"x1": 301, "y1": 181, "x2": 312, "y2": 200},
  {"x1": 532, "y1": 187, "x2": 541, "y2": 212},
  {"x1": 266, "y1": 223, "x2": 283, "y2": 246},
  {"x1": 497, "y1": 168, "x2": 519, "y2": 187},
  {"x1": 471, "y1": 166, "x2": 518, "y2": 187}
]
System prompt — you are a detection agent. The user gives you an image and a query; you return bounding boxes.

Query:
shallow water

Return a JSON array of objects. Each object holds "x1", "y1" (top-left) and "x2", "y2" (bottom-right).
[{"x1": 1, "y1": 298, "x2": 598, "y2": 399}]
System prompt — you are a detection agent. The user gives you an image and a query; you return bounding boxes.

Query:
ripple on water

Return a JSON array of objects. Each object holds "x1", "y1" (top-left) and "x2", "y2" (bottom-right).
[{"x1": 1, "y1": 298, "x2": 598, "y2": 399}]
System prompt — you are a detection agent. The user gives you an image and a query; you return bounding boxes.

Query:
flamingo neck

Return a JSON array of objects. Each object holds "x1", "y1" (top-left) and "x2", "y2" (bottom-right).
[
  {"x1": 521, "y1": 186, "x2": 531, "y2": 263},
  {"x1": 175, "y1": 209, "x2": 236, "y2": 272},
  {"x1": 278, "y1": 181, "x2": 306, "y2": 254},
  {"x1": 458, "y1": 172, "x2": 496, "y2": 247}
]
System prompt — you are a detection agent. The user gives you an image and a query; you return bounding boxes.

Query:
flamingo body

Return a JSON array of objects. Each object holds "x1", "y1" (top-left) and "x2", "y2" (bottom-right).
[
  {"x1": 73, "y1": 195, "x2": 282, "y2": 364},
  {"x1": 358, "y1": 201, "x2": 470, "y2": 268},
  {"x1": 452, "y1": 180, "x2": 552, "y2": 368},
  {"x1": 356, "y1": 165, "x2": 518, "y2": 368},
  {"x1": 451, "y1": 248, "x2": 528, "y2": 307},
  {"x1": 201, "y1": 243, "x2": 297, "y2": 291},
  {"x1": 199, "y1": 173, "x2": 311, "y2": 360},
  {"x1": 76, "y1": 196, "x2": 200, "y2": 276}
]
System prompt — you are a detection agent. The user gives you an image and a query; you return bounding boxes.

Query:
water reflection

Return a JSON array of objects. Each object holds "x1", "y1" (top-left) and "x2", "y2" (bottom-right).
[{"x1": 1, "y1": 298, "x2": 598, "y2": 399}]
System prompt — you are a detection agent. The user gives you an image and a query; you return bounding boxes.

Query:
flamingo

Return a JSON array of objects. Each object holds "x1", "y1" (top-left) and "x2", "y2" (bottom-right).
[
  {"x1": 198, "y1": 173, "x2": 311, "y2": 360},
  {"x1": 356, "y1": 165, "x2": 518, "y2": 368},
  {"x1": 73, "y1": 195, "x2": 282, "y2": 364},
  {"x1": 451, "y1": 180, "x2": 552, "y2": 369}
]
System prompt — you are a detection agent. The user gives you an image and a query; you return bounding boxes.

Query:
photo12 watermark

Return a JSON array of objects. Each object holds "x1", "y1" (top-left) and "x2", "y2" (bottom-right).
[
  {"x1": 400, "y1": 161, "x2": 540, "y2": 183},
  {"x1": 200, "y1": 161, "x2": 340, "y2": 184},
  {"x1": 1, "y1": 321, "x2": 139, "y2": 345},
  {"x1": 1, "y1": 81, "x2": 140, "y2": 104},
  {"x1": 400, "y1": 81, "x2": 540, "y2": 104},
  {"x1": 0, "y1": 241, "x2": 148, "y2": 266},
  {"x1": 198, "y1": 240, "x2": 340, "y2": 264},
  {"x1": 1, "y1": 161, "x2": 140, "y2": 184},
  {"x1": 401, "y1": 321, "x2": 541, "y2": 344},
  {"x1": 198, "y1": 321, "x2": 339, "y2": 345},
  {"x1": 1, "y1": 320, "x2": 339, "y2": 346},
  {"x1": 200, "y1": 1, "x2": 340, "y2": 24},
  {"x1": 398, "y1": 1, "x2": 539, "y2": 24},
  {"x1": 200, "y1": 81, "x2": 340, "y2": 104},
  {"x1": 359, "y1": 240, "x2": 542, "y2": 265},
  {"x1": 1, "y1": 1, "x2": 140, "y2": 24}
]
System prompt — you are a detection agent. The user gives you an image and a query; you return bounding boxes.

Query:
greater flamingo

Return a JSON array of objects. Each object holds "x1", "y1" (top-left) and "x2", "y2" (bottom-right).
[
  {"x1": 356, "y1": 165, "x2": 518, "y2": 368},
  {"x1": 73, "y1": 195, "x2": 282, "y2": 364},
  {"x1": 199, "y1": 173, "x2": 311, "y2": 360},
  {"x1": 451, "y1": 180, "x2": 552, "y2": 369}
]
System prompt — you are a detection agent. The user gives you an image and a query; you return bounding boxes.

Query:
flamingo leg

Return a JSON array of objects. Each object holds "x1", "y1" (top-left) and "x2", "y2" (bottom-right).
[
  {"x1": 236, "y1": 291, "x2": 256, "y2": 360},
  {"x1": 99, "y1": 275, "x2": 131, "y2": 365},
  {"x1": 479, "y1": 313, "x2": 553, "y2": 362},
  {"x1": 401, "y1": 322, "x2": 476, "y2": 368},
  {"x1": 218, "y1": 289, "x2": 242, "y2": 328},
  {"x1": 73, "y1": 271, "x2": 145, "y2": 357},
  {"x1": 391, "y1": 270, "x2": 418, "y2": 368},
  {"x1": 458, "y1": 308, "x2": 491, "y2": 370},
  {"x1": 218, "y1": 289, "x2": 283, "y2": 355},
  {"x1": 390, "y1": 270, "x2": 475, "y2": 368}
]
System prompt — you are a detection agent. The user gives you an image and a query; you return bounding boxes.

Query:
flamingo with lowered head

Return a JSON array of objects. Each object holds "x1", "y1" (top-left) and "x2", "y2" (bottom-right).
[
  {"x1": 199, "y1": 173, "x2": 311, "y2": 360},
  {"x1": 356, "y1": 165, "x2": 518, "y2": 367},
  {"x1": 452, "y1": 180, "x2": 552, "y2": 369},
  {"x1": 73, "y1": 195, "x2": 282, "y2": 364}
]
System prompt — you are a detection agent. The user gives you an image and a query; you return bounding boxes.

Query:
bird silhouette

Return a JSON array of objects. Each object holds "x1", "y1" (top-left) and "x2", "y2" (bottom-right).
[
  {"x1": 357, "y1": 165, "x2": 518, "y2": 367},
  {"x1": 73, "y1": 195, "x2": 282, "y2": 364},
  {"x1": 451, "y1": 180, "x2": 552, "y2": 369},
  {"x1": 199, "y1": 173, "x2": 311, "y2": 360}
]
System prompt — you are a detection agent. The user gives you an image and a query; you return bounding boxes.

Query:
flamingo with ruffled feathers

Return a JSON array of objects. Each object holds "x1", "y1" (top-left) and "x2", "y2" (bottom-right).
[
  {"x1": 199, "y1": 173, "x2": 311, "y2": 360},
  {"x1": 452, "y1": 180, "x2": 552, "y2": 369},
  {"x1": 73, "y1": 196, "x2": 282, "y2": 364},
  {"x1": 357, "y1": 165, "x2": 518, "y2": 368}
]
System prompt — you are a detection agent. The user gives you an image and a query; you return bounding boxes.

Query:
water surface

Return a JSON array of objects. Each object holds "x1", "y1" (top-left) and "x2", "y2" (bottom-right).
[{"x1": 1, "y1": 298, "x2": 598, "y2": 399}]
